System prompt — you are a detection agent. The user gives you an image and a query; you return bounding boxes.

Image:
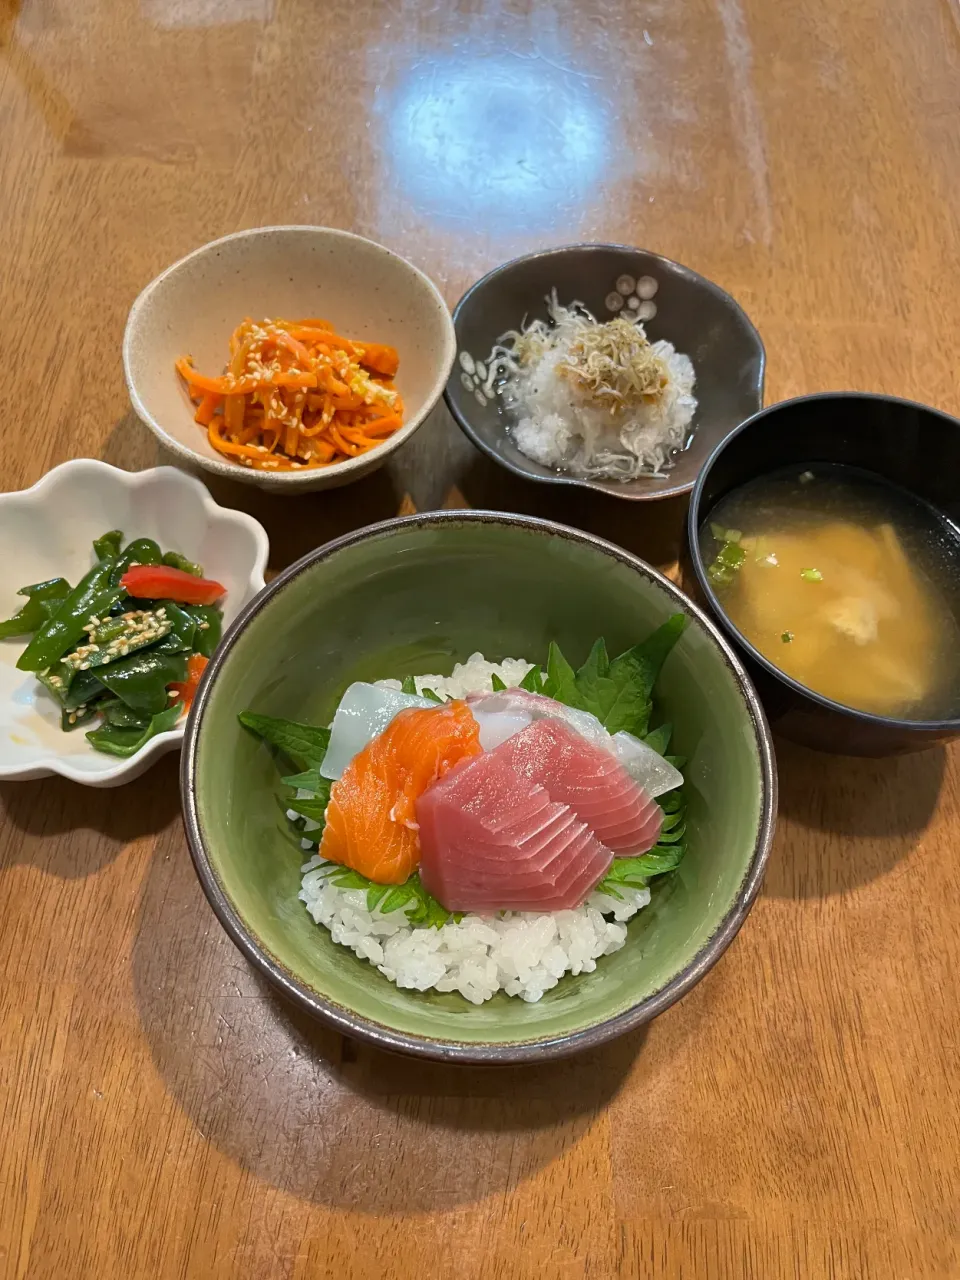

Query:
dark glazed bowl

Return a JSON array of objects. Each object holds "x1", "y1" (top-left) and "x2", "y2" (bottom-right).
[
  {"x1": 687, "y1": 392, "x2": 960, "y2": 756},
  {"x1": 444, "y1": 244, "x2": 765, "y2": 501},
  {"x1": 182, "y1": 512, "x2": 776, "y2": 1063}
]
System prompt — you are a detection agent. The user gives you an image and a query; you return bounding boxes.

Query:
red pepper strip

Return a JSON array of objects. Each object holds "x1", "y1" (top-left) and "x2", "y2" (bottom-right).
[
  {"x1": 169, "y1": 653, "x2": 209, "y2": 711},
  {"x1": 120, "y1": 564, "x2": 226, "y2": 606}
]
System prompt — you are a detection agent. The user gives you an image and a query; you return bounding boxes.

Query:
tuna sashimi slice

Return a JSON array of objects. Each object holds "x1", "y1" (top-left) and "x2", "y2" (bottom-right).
[
  {"x1": 499, "y1": 719, "x2": 663, "y2": 854},
  {"x1": 417, "y1": 747, "x2": 613, "y2": 913},
  {"x1": 468, "y1": 688, "x2": 684, "y2": 798}
]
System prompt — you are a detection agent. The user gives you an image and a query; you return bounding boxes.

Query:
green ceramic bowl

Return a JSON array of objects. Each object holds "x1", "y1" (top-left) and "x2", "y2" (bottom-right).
[{"x1": 182, "y1": 513, "x2": 776, "y2": 1063}]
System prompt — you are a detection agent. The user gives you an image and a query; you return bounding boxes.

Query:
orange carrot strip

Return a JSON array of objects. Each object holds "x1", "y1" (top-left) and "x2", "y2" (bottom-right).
[
  {"x1": 358, "y1": 343, "x2": 400, "y2": 378},
  {"x1": 193, "y1": 392, "x2": 222, "y2": 426}
]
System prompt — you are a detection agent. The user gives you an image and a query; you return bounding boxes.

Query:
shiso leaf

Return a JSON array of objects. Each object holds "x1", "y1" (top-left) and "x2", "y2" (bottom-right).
[
  {"x1": 491, "y1": 673, "x2": 507, "y2": 692},
  {"x1": 238, "y1": 712, "x2": 331, "y2": 771},
  {"x1": 542, "y1": 641, "x2": 583, "y2": 709},
  {"x1": 401, "y1": 675, "x2": 417, "y2": 695},
  {"x1": 642, "y1": 722, "x2": 672, "y2": 756},
  {"x1": 287, "y1": 791, "x2": 331, "y2": 824},
  {"x1": 281, "y1": 769, "x2": 324, "y2": 791},
  {"x1": 595, "y1": 781, "x2": 687, "y2": 896},
  {"x1": 319, "y1": 864, "x2": 457, "y2": 929},
  {"x1": 543, "y1": 614, "x2": 686, "y2": 740},
  {"x1": 519, "y1": 665, "x2": 544, "y2": 694},
  {"x1": 421, "y1": 687, "x2": 444, "y2": 703}
]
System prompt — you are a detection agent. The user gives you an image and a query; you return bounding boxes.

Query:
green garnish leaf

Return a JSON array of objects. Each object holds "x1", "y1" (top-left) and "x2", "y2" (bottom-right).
[
  {"x1": 595, "y1": 781, "x2": 688, "y2": 896},
  {"x1": 287, "y1": 791, "x2": 331, "y2": 823},
  {"x1": 540, "y1": 616, "x2": 685, "y2": 742},
  {"x1": 421, "y1": 687, "x2": 444, "y2": 703},
  {"x1": 542, "y1": 641, "x2": 583, "y2": 709},
  {"x1": 643, "y1": 723, "x2": 672, "y2": 756},
  {"x1": 317, "y1": 864, "x2": 457, "y2": 929},
  {"x1": 401, "y1": 675, "x2": 418, "y2": 695},
  {"x1": 491, "y1": 673, "x2": 507, "y2": 692},
  {"x1": 365, "y1": 884, "x2": 391, "y2": 912},
  {"x1": 800, "y1": 568, "x2": 822, "y2": 583},
  {"x1": 238, "y1": 712, "x2": 331, "y2": 770},
  {"x1": 519, "y1": 665, "x2": 543, "y2": 694},
  {"x1": 281, "y1": 769, "x2": 324, "y2": 791}
]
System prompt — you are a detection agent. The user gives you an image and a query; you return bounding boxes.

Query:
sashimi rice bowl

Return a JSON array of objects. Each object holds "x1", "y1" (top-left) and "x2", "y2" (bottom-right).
[{"x1": 183, "y1": 514, "x2": 775, "y2": 1061}]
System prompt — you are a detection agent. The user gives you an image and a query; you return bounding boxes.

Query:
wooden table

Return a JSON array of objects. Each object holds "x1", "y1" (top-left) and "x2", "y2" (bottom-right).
[{"x1": 2, "y1": 0, "x2": 959, "y2": 1275}]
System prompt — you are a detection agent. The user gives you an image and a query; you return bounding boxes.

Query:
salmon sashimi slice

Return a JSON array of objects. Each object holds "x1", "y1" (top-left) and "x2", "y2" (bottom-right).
[
  {"x1": 499, "y1": 718, "x2": 663, "y2": 854},
  {"x1": 417, "y1": 743, "x2": 614, "y2": 913},
  {"x1": 319, "y1": 700, "x2": 483, "y2": 884}
]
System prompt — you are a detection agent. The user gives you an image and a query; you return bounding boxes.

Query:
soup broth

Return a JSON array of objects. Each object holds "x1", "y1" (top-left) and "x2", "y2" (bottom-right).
[{"x1": 699, "y1": 464, "x2": 960, "y2": 720}]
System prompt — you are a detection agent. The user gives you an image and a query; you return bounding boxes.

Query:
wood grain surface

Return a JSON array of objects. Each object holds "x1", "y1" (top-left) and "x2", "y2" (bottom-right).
[{"x1": 1, "y1": 0, "x2": 959, "y2": 1275}]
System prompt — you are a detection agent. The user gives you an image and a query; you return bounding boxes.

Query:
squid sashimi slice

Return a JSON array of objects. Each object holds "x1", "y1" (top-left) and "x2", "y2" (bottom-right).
[
  {"x1": 319, "y1": 701, "x2": 482, "y2": 885},
  {"x1": 320, "y1": 682, "x2": 436, "y2": 780},
  {"x1": 499, "y1": 719, "x2": 663, "y2": 855},
  {"x1": 417, "y1": 746, "x2": 613, "y2": 913},
  {"x1": 467, "y1": 689, "x2": 683, "y2": 798}
]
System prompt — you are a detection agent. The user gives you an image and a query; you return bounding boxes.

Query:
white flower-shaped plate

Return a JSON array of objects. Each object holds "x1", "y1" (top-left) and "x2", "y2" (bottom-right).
[{"x1": 0, "y1": 460, "x2": 268, "y2": 786}]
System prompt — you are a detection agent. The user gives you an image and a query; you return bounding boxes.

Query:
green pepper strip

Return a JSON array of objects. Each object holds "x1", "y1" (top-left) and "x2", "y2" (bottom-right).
[
  {"x1": 86, "y1": 702, "x2": 183, "y2": 758},
  {"x1": 93, "y1": 530, "x2": 123, "y2": 561},
  {"x1": 109, "y1": 538, "x2": 163, "y2": 585},
  {"x1": 182, "y1": 605, "x2": 222, "y2": 658},
  {"x1": 152, "y1": 601, "x2": 197, "y2": 654},
  {"x1": 0, "y1": 578, "x2": 71, "y2": 640},
  {"x1": 96, "y1": 649, "x2": 188, "y2": 716},
  {"x1": 161, "y1": 550, "x2": 203, "y2": 577},
  {"x1": 16, "y1": 560, "x2": 122, "y2": 672}
]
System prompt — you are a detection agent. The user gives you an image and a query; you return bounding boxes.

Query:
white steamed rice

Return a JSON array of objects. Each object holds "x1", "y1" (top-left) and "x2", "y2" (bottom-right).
[{"x1": 297, "y1": 652, "x2": 652, "y2": 1004}]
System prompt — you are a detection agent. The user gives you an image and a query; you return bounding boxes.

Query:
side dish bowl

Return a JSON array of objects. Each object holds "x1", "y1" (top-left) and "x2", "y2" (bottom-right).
[
  {"x1": 686, "y1": 392, "x2": 960, "y2": 755},
  {"x1": 444, "y1": 245, "x2": 765, "y2": 502},
  {"x1": 0, "y1": 460, "x2": 268, "y2": 786},
  {"x1": 182, "y1": 512, "x2": 776, "y2": 1063},
  {"x1": 124, "y1": 226, "x2": 457, "y2": 492}
]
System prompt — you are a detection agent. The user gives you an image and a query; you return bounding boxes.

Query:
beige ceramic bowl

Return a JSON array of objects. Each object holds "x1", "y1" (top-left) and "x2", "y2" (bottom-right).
[{"x1": 123, "y1": 226, "x2": 457, "y2": 492}]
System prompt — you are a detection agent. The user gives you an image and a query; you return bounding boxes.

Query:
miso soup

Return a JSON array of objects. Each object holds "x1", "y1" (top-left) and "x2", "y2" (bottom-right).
[{"x1": 699, "y1": 464, "x2": 960, "y2": 720}]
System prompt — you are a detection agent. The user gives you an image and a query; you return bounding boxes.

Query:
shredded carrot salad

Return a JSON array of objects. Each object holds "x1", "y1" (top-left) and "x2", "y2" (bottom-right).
[{"x1": 176, "y1": 318, "x2": 403, "y2": 472}]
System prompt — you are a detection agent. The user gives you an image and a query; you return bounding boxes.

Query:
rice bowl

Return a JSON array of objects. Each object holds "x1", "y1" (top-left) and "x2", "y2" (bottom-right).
[
  {"x1": 297, "y1": 655, "x2": 653, "y2": 1004},
  {"x1": 183, "y1": 511, "x2": 776, "y2": 1063}
]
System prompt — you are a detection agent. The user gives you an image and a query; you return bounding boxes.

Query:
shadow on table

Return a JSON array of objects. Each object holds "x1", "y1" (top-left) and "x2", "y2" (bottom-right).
[
  {"x1": 453, "y1": 453, "x2": 690, "y2": 572},
  {"x1": 0, "y1": 752, "x2": 180, "y2": 878},
  {"x1": 130, "y1": 820, "x2": 697, "y2": 1213},
  {"x1": 763, "y1": 738, "x2": 946, "y2": 899},
  {"x1": 100, "y1": 404, "x2": 690, "y2": 575}
]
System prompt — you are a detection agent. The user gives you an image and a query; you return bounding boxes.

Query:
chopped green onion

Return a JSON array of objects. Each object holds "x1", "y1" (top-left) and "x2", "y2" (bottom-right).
[
  {"x1": 781, "y1": 630, "x2": 794, "y2": 643},
  {"x1": 800, "y1": 568, "x2": 823, "y2": 583},
  {"x1": 718, "y1": 542, "x2": 746, "y2": 569}
]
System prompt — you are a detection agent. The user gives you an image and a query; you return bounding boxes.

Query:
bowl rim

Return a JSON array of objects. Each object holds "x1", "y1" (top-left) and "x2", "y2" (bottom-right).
[
  {"x1": 443, "y1": 242, "x2": 766, "y2": 503},
  {"x1": 687, "y1": 389, "x2": 960, "y2": 734},
  {"x1": 122, "y1": 224, "x2": 457, "y2": 488},
  {"x1": 0, "y1": 457, "x2": 269, "y2": 786},
  {"x1": 181, "y1": 509, "x2": 778, "y2": 1063}
]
